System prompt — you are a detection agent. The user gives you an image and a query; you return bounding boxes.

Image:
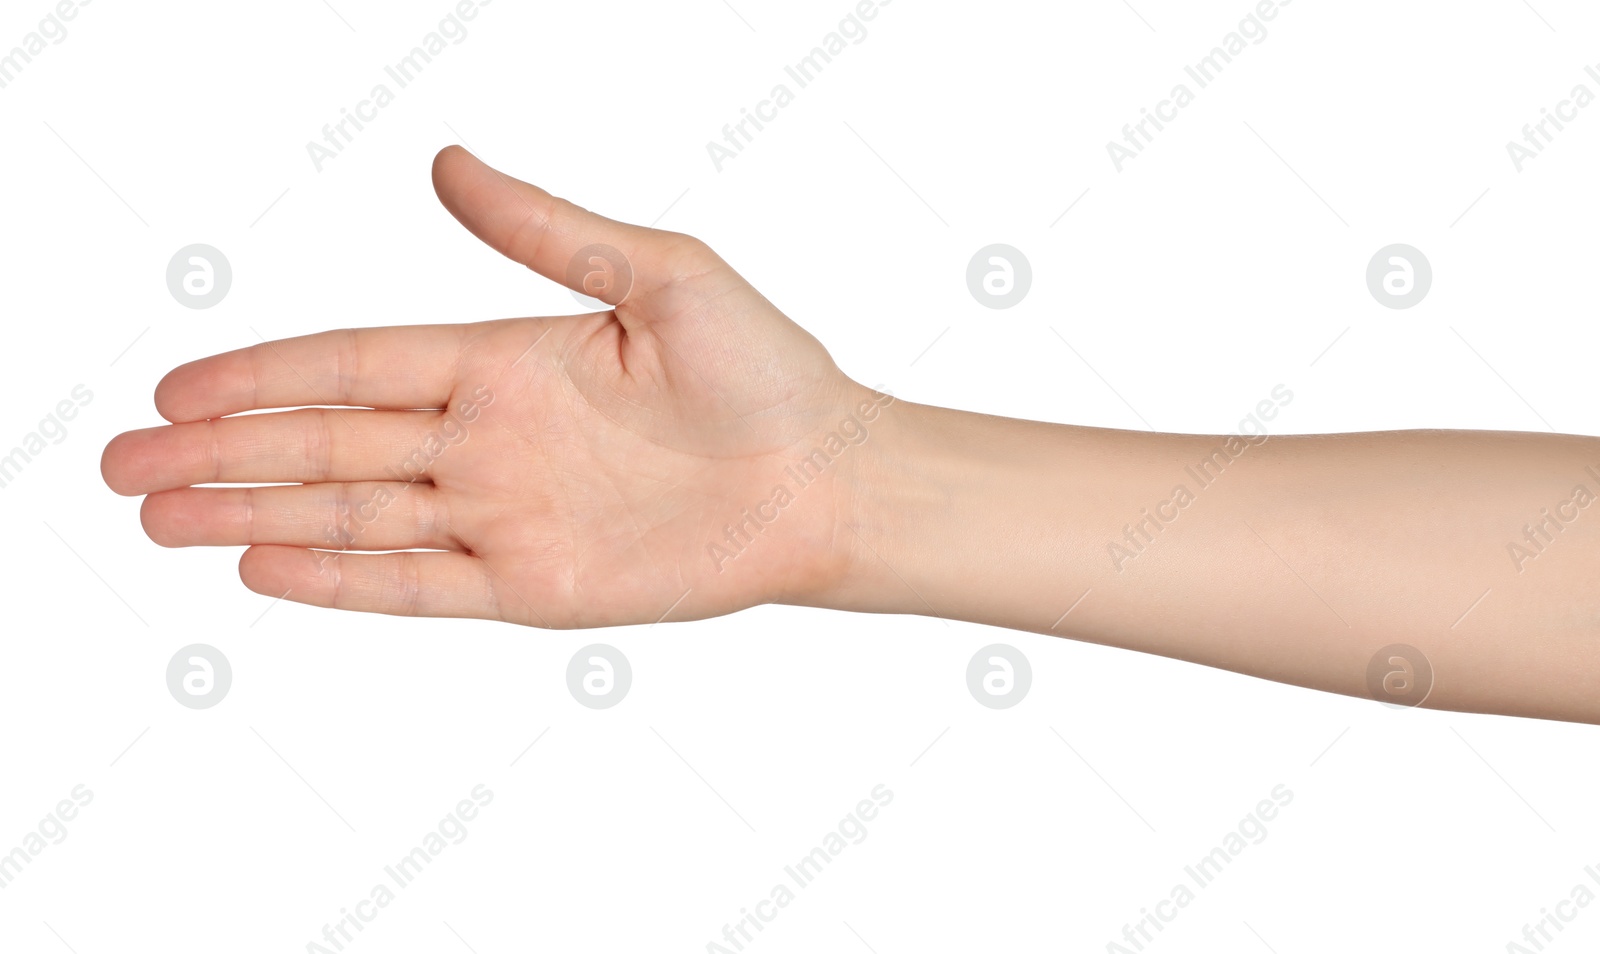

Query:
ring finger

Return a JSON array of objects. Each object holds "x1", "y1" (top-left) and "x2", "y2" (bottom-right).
[{"x1": 140, "y1": 482, "x2": 458, "y2": 552}]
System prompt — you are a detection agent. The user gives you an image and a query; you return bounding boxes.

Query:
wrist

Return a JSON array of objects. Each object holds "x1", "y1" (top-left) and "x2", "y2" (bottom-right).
[
  {"x1": 807, "y1": 395, "x2": 1119, "y2": 631},
  {"x1": 802, "y1": 393, "x2": 980, "y2": 618},
  {"x1": 755, "y1": 378, "x2": 901, "y2": 610}
]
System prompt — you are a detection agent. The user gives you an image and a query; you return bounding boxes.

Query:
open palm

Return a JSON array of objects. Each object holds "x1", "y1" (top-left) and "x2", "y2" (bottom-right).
[{"x1": 103, "y1": 146, "x2": 883, "y2": 626}]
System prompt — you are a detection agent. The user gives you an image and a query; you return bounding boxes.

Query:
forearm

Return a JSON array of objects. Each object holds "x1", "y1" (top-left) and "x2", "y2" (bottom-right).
[{"x1": 823, "y1": 399, "x2": 1600, "y2": 723}]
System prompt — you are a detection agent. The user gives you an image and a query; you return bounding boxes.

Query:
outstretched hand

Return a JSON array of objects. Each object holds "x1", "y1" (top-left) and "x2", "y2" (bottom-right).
[{"x1": 103, "y1": 146, "x2": 885, "y2": 626}]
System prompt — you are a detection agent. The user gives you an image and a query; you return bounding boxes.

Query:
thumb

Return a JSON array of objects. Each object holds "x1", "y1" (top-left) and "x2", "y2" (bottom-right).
[{"x1": 431, "y1": 144, "x2": 706, "y2": 314}]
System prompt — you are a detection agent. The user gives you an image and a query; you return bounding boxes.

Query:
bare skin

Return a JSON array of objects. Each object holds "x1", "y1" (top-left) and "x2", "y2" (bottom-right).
[{"x1": 103, "y1": 146, "x2": 1600, "y2": 723}]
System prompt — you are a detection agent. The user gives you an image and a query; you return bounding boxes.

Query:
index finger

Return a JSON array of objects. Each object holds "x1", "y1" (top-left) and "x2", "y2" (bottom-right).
[{"x1": 155, "y1": 323, "x2": 468, "y2": 423}]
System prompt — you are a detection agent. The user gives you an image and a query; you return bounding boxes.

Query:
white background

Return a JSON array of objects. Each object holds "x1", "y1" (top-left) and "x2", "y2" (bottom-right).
[{"x1": 3, "y1": 0, "x2": 1599, "y2": 951}]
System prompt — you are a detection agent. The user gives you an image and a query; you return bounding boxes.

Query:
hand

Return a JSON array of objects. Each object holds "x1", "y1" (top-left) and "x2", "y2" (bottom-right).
[{"x1": 102, "y1": 146, "x2": 886, "y2": 627}]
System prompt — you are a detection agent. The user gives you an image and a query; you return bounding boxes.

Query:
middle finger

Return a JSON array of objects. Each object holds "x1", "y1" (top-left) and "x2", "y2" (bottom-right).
[{"x1": 103, "y1": 409, "x2": 455, "y2": 494}]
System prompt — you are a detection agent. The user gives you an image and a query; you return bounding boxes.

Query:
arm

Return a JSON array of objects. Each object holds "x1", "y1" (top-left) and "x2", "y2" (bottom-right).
[
  {"x1": 101, "y1": 146, "x2": 1600, "y2": 725},
  {"x1": 829, "y1": 406, "x2": 1600, "y2": 723}
]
